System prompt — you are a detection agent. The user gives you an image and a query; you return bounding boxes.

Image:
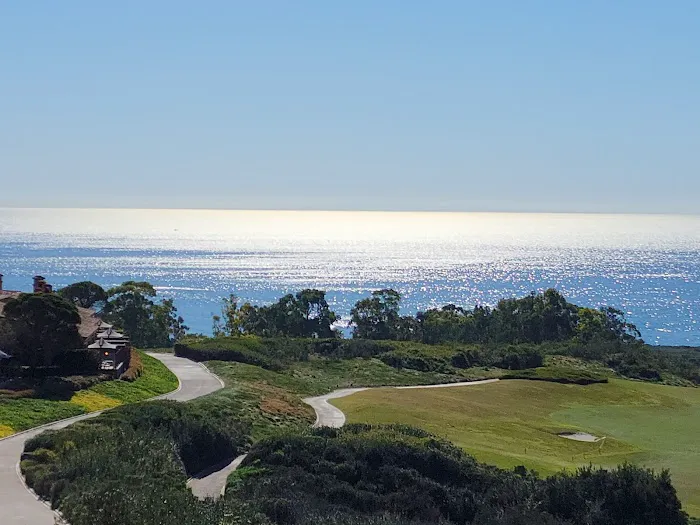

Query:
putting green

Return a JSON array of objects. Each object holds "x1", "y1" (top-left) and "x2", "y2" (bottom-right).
[{"x1": 333, "y1": 379, "x2": 700, "y2": 516}]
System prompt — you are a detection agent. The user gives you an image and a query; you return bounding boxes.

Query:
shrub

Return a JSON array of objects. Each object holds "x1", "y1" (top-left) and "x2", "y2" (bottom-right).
[
  {"x1": 119, "y1": 348, "x2": 143, "y2": 381},
  {"x1": 493, "y1": 346, "x2": 544, "y2": 370},
  {"x1": 312, "y1": 339, "x2": 393, "y2": 359},
  {"x1": 502, "y1": 367, "x2": 608, "y2": 385},
  {"x1": 34, "y1": 375, "x2": 108, "y2": 400},
  {"x1": 53, "y1": 349, "x2": 100, "y2": 375},
  {"x1": 21, "y1": 400, "x2": 250, "y2": 525},
  {"x1": 175, "y1": 337, "x2": 310, "y2": 371},
  {"x1": 379, "y1": 351, "x2": 452, "y2": 373},
  {"x1": 231, "y1": 425, "x2": 687, "y2": 525}
]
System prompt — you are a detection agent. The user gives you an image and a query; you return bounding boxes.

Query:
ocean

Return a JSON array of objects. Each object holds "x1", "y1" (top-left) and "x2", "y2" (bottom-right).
[{"x1": 0, "y1": 208, "x2": 698, "y2": 346}]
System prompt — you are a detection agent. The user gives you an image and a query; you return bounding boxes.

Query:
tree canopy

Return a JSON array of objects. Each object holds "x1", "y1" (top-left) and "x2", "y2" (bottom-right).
[
  {"x1": 350, "y1": 289, "x2": 402, "y2": 340},
  {"x1": 58, "y1": 281, "x2": 108, "y2": 310},
  {"x1": 2, "y1": 293, "x2": 82, "y2": 367},
  {"x1": 103, "y1": 281, "x2": 188, "y2": 348},
  {"x1": 351, "y1": 288, "x2": 643, "y2": 347},
  {"x1": 215, "y1": 289, "x2": 339, "y2": 338}
]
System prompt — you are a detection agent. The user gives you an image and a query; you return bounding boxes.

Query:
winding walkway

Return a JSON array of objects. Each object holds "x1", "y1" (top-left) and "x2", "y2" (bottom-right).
[{"x1": 0, "y1": 353, "x2": 224, "y2": 525}]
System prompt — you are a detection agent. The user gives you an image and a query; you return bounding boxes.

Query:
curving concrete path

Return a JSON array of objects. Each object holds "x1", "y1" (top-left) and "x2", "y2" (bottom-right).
[
  {"x1": 0, "y1": 353, "x2": 224, "y2": 525},
  {"x1": 188, "y1": 454, "x2": 248, "y2": 500},
  {"x1": 303, "y1": 379, "x2": 500, "y2": 428}
]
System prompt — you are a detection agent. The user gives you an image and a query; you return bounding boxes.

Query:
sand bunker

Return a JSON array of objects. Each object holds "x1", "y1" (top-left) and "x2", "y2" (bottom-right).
[{"x1": 558, "y1": 431, "x2": 601, "y2": 442}]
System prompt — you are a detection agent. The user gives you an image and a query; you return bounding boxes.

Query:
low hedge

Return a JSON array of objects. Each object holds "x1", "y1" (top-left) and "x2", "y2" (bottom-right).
[
  {"x1": 175, "y1": 342, "x2": 281, "y2": 370},
  {"x1": 312, "y1": 339, "x2": 393, "y2": 359},
  {"x1": 502, "y1": 367, "x2": 608, "y2": 385},
  {"x1": 379, "y1": 351, "x2": 453, "y2": 373},
  {"x1": 175, "y1": 336, "x2": 310, "y2": 371}
]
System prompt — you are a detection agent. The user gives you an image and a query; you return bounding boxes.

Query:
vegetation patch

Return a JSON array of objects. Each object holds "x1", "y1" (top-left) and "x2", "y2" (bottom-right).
[
  {"x1": 88, "y1": 351, "x2": 178, "y2": 403},
  {"x1": 228, "y1": 424, "x2": 688, "y2": 525},
  {"x1": 69, "y1": 390, "x2": 122, "y2": 411},
  {"x1": 0, "y1": 423, "x2": 14, "y2": 438},
  {"x1": 334, "y1": 378, "x2": 700, "y2": 516},
  {"x1": 175, "y1": 336, "x2": 309, "y2": 370},
  {"x1": 21, "y1": 401, "x2": 249, "y2": 525},
  {"x1": 502, "y1": 366, "x2": 608, "y2": 384},
  {"x1": 119, "y1": 348, "x2": 144, "y2": 381},
  {"x1": 0, "y1": 351, "x2": 176, "y2": 435},
  {"x1": 0, "y1": 398, "x2": 85, "y2": 432}
]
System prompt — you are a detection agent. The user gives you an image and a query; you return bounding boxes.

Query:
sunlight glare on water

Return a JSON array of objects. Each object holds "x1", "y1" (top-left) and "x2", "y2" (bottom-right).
[{"x1": 1, "y1": 208, "x2": 698, "y2": 345}]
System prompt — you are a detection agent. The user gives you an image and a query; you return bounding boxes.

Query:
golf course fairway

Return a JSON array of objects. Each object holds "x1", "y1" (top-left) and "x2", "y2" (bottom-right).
[{"x1": 332, "y1": 379, "x2": 700, "y2": 516}]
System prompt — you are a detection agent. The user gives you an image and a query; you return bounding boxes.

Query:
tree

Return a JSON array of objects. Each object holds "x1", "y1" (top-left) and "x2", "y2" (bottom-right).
[
  {"x1": 216, "y1": 290, "x2": 339, "y2": 338},
  {"x1": 350, "y1": 289, "x2": 402, "y2": 339},
  {"x1": 104, "y1": 282, "x2": 157, "y2": 347},
  {"x1": 575, "y1": 306, "x2": 643, "y2": 346},
  {"x1": 3, "y1": 293, "x2": 82, "y2": 367},
  {"x1": 294, "y1": 289, "x2": 338, "y2": 338},
  {"x1": 58, "y1": 281, "x2": 108, "y2": 310},
  {"x1": 151, "y1": 299, "x2": 189, "y2": 347},
  {"x1": 104, "y1": 281, "x2": 188, "y2": 348},
  {"x1": 0, "y1": 318, "x2": 17, "y2": 355}
]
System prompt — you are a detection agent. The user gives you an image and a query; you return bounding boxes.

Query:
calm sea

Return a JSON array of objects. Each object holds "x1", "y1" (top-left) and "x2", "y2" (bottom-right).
[{"x1": 0, "y1": 208, "x2": 698, "y2": 346}]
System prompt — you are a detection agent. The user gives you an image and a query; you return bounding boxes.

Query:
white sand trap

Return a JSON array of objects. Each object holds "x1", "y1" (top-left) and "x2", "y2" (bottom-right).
[{"x1": 558, "y1": 431, "x2": 601, "y2": 442}]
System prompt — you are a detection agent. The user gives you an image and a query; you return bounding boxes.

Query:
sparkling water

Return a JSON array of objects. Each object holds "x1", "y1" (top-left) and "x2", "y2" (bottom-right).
[{"x1": 0, "y1": 208, "x2": 698, "y2": 346}]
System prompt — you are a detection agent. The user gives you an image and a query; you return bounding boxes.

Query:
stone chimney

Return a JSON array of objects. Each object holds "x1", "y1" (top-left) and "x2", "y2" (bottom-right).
[{"x1": 33, "y1": 275, "x2": 51, "y2": 293}]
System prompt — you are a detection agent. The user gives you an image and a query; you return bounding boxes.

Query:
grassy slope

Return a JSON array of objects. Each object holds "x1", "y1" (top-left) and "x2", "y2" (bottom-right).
[
  {"x1": 333, "y1": 378, "x2": 700, "y2": 517},
  {"x1": 0, "y1": 351, "x2": 178, "y2": 435},
  {"x1": 205, "y1": 356, "x2": 480, "y2": 440}
]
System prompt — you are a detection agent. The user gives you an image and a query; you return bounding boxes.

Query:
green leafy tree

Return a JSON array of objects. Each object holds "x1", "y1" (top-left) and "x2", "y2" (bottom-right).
[
  {"x1": 0, "y1": 318, "x2": 17, "y2": 355},
  {"x1": 3, "y1": 293, "x2": 82, "y2": 367},
  {"x1": 104, "y1": 281, "x2": 188, "y2": 348},
  {"x1": 58, "y1": 281, "x2": 108, "y2": 310},
  {"x1": 350, "y1": 289, "x2": 402, "y2": 339},
  {"x1": 294, "y1": 289, "x2": 338, "y2": 338},
  {"x1": 216, "y1": 290, "x2": 338, "y2": 338},
  {"x1": 152, "y1": 299, "x2": 189, "y2": 347},
  {"x1": 104, "y1": 281, "x2": 157, "y2": 346}
]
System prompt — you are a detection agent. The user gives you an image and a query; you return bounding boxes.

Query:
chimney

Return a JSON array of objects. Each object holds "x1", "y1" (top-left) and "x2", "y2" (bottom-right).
[
  {"x1": 0, "y1": 273, "x2": 3, "y2": 291},
  {"x1": 33, "y1": 275, "x2": 47, "y2": 293}
]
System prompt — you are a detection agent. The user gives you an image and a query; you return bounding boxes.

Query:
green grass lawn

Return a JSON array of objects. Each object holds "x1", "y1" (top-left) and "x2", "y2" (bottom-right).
[
  {"x1": 333, "y1": 378, "x2": 700, "y2": 517},
  {"x1": 0, "y1": 351, "x2": 178, "y2": 436}
]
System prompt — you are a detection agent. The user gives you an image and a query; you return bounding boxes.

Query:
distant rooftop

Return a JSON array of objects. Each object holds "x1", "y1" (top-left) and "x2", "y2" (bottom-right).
[{"x1": 88, "y1": 338, "x2": 119, "y2": 350}]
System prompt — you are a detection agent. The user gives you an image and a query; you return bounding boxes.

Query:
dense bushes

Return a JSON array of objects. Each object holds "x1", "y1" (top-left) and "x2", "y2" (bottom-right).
[
  {"x1": 97, "y1": 402, "x2": 250, "y2": 474},
  {"x1": 231, "y1": 425, "x2": 688, "y2": 525},
  {"x1": 34, "y1": 374, "x2": 108, "y2": 400},
  {"x1": 53, "y1": 349, "x2": 101, "y2": 375},
  {"x1": 175, "y1": 333, "x2": 698, "y2": 388},
  {"x1": 175, "y1": 336, "x2": 309, "y2": 371},
  {"x1": 21, "y1": 400, "x2": 249, "y2": 525},
  {"x1": 119, "y1": 348, "x2": 143, "y2": 381},
  {"x1": 451, "y1": 345, "x2": 544, "y2": 370},
  {"x1": 311, "y1": 339, "x2": 393, "y2": 359},
  {"x1": 502, "y1": 367, "x2": 608, "y2": 385}
]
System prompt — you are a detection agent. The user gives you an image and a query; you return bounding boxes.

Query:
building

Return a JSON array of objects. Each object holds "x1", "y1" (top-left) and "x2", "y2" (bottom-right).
[
  {"x1": 0, "y1": 274, "x2": 130, "y2": 375},
  {"x1": 0, "y1": 275, "x2": 102, "y2": 344}
]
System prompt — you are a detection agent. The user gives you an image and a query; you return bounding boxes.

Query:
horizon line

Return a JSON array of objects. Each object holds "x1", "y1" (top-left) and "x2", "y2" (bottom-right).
[{"x1": 0, "y1": 205, "x2": 698, "y2": 218}]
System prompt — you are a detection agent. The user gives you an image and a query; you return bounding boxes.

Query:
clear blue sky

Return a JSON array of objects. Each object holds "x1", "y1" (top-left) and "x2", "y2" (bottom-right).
[{"x1": 1, "y1": 1, "x2": 698, "y2": 213}]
